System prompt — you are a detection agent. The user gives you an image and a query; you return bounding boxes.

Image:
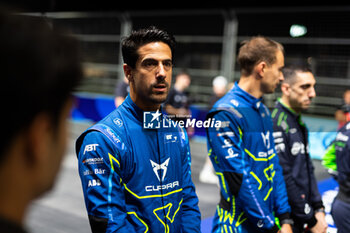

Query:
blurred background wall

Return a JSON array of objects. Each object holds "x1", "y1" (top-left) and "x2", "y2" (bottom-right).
[
  {"x1": 6, "y1": 3, "x2": 350, "y2": 159},
  {"x1": 19, "y1": 7, "x2": 350, "y2": 116}
]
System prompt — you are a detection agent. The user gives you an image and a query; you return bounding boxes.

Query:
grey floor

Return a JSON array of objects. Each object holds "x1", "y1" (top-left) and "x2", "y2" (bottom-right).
[{"x1": 25, "y1": 121, "x2": 330, "y2": 233}]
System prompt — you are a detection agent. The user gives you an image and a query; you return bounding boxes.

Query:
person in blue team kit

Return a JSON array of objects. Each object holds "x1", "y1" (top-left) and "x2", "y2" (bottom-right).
[
  {"x1": 76, "y1": 26, "x2": 201, "y2": 233},
  {"x1": 206, "y1": 36, "x2": 293, "y2": 233}
]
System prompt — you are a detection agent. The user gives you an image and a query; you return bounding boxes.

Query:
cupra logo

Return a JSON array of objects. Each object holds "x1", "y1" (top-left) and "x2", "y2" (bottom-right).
[{"x1": 150, "y1": 158, "x2": 170, "y2": 182}]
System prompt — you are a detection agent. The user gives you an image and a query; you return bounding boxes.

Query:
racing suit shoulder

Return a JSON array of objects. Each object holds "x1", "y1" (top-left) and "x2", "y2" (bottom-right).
[
  {"x1": 77, "y1": 129, "x2": 136, "y2": 232},
  {"x1": 76, "y1": 113, "x2": 131, "y2": 173},
  {"x1": 76, "y1": 108, "x2": 138, "y2": 233},
  {"x1": 77, "y1": 126, "x2": 129, "y2": 168}
]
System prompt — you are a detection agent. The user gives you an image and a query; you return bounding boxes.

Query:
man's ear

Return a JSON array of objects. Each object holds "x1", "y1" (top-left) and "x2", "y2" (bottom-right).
[
  {"x1": 123, "y1": 64, "x2": 133, "y2": 82},
  {"x1": 24, "y1": 113, "x2": 52, "y2": 167},
  {"x1": 255, "y1": 61, "x2": 267, "y2": 79},
  {"x1": 281, "y1": 83, "x2": 291, "y2": 96}
]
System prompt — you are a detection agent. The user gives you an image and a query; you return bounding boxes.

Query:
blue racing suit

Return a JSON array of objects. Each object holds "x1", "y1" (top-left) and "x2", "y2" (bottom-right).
[
  {"x1": 76, "y1": 95, "x2": 201, "y2": 233},
  {"x1": 206, "y1": 83, "x2": 291, "y2": 233}
]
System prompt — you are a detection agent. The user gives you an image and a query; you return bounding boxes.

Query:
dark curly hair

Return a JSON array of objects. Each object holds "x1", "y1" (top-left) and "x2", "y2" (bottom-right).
[{"x1": 121, "y1": 26, "x2": 176, "y2": 68}]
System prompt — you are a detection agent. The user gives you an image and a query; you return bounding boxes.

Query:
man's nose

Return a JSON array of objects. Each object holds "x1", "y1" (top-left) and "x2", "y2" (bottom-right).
[
  {"x1": 156, "y1": 63, "x2": 167, "y2": 79},
  {"x1": 309, "y1": 86, "x2": 316, "y2": 98},
  {"x1": 279, "y1": 73, "x2": 285, "y2": 82}
]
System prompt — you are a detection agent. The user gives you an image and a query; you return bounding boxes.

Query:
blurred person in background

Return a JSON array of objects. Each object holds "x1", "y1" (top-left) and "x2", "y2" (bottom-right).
[
  {"x1": 206, "y1": 36, "x2": 293, "y2": 233},
  {"x1": 209, "y1": 76, "x2": 228, "y2": 108},
  {"x1": 164, "y1": 71, "x2": 191, "y2": 119},
  {"x1": 199, "y1": 75, "x2": 228, "y2": 184},
  {"x1": 0, "y1": 8, "x2": 82, "y2": 233},
  {"x1": 114, "y1": 76, "x2": 130, "y2": 108},
  {"x1": 272, "y1": 64, "x2": 327, "y2": 233},
  {"x1": 323, "y1": 89, "x2": 350, "y2": 177},
  {"x1": 334, "y1": 89, "x2": 350, "y2": 129},
  {"x1": 76, "y1": 26, "x2": 201, "y2": 233},
  {"x1": 164, "y1": 71, "x2": 193, "y2": 135}
]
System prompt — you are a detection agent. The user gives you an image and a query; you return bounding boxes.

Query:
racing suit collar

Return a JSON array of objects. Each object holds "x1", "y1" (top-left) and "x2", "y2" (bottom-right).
[
  {"x1": 232, "y1": 82, "x2": 263, "y2": 110},
  {"x1": 277, "y1": 99, "x2": 305, "y2": 126},
  {"x1": 277, "y1": 98, "x2": 297, "y2": 115},
  {"x1": 123, "y1": 94, "x2": 145, "y2": 123}
]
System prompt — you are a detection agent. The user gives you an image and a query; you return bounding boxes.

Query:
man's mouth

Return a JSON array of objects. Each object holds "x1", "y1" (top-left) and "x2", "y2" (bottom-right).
[
  {"x1": 153, "y1": 83, "x2": 167, "y2": 92},
  {"x1": 304, "y1": 100, "x2": 312, "y2": 106}
]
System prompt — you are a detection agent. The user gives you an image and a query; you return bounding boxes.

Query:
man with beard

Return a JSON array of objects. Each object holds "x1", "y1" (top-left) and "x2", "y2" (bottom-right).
[
  {"x1": 272, "y1": 64, "x2": 327, "y2": 233},
  {"x1": 206, "y1": 36, "x2": 292, "y2": 233},
  {"x1": 76, "y1": 26, "x2": 201, "y2": 233}
]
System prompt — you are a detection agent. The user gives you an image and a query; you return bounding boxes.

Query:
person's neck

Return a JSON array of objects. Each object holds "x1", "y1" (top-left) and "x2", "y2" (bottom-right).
[
  {"x1": 0, "y1": 161, "x2": 30, "y2": 226},
  {"x1": 280, "y1": 96, "x2": 301, "y2": 114},
  {"x1": 238, "y1": 76, "x2": 263, "y2": 99},
  {"x1": 0, "y1": 198, "x2": 27, "y2": 226},
  {"x1": 129, "y1": 93, "x2": 161, "y2": 112}
]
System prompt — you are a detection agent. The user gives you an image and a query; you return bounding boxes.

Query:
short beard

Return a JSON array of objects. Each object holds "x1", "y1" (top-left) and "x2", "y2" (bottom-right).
[{"x1": 260, "y1": 82, "x2": 275, "y2": 94}]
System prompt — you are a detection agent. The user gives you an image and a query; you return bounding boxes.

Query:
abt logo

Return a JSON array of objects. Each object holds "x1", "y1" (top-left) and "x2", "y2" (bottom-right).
[
  {"x1": 143, "y1": 110, "x2": 162, "y2": 129},
  {"x1": 84, "y1": 144, "x2": 99, "y2": 154}
]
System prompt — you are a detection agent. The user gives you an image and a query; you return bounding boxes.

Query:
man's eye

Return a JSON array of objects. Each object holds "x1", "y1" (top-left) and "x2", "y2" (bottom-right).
[
  {"x1": 300, "y1": 84, "x2": 311, "y2": 90},
  {"x1": 163, "y1": 61, "x2": 173, "y2": 68},
  {"x1": 143, "y1": 60, "x2": 158, "y2": 67}
]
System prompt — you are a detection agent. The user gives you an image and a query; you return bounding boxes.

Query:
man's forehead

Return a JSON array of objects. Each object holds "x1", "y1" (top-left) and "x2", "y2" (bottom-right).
[
  {"x1": 137, "y1": 42, "x2": 172, "y2": 60},
  {"x1": 294, "y1": 71, "x2": 316, "y2": 85}
]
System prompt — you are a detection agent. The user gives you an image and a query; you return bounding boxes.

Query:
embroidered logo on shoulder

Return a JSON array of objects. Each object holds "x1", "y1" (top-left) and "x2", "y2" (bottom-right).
[
  {"x1": 113, "y1": 118, "x2": 123, "y2": 127},
  {"x1": 106, "y1": 127, "x2": 121, "y2": 144},
  {"x1": 230, "y1": 99, "x2": 239, "y2": 107}
]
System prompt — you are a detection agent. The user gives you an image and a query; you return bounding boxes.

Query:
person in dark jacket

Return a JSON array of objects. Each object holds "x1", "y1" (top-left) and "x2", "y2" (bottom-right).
[{"x1": 272, "y1": 64, "x2": 327, "y2": 233}]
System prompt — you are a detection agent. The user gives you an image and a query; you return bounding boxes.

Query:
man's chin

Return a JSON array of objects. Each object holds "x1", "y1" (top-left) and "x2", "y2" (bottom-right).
[
  {"x1": 264, "y1": 88, "x2": 276, "y2": 94},
  {"x1": 150, "y1": 93, "x2": 168, "y2": 104},
  {"x1": 302, "y1": 105, "x2": 310, "y2": 111}
]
